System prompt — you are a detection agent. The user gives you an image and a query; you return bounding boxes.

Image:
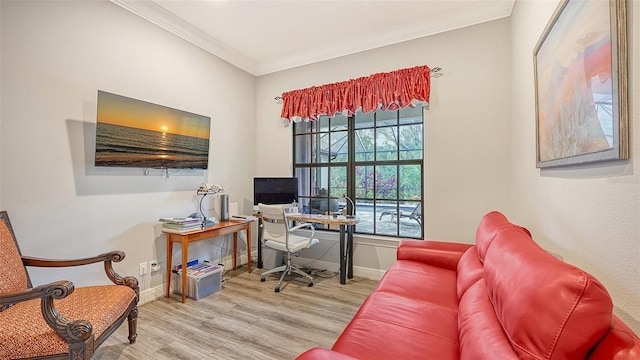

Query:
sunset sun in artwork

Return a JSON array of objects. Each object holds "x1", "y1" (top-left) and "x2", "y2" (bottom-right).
[{"x1": 161, "y1": 125, "x2": 168, "y2": 132}]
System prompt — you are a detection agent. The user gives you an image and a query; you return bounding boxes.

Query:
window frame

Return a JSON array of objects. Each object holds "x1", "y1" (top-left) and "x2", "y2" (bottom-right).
[{"x1": 293, "y1": 107, "x2": 424, "y2": 239}]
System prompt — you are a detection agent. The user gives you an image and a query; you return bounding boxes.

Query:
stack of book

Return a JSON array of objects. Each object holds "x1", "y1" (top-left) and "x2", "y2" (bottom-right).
[{"x1": 159, "y1": 217, "x2": 204, "y2": 233}]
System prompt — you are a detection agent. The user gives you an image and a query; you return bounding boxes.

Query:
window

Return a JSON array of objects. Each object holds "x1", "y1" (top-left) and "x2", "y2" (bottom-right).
[{"x1": 293, "y1": 105, "x2": 424, "y2": 238}]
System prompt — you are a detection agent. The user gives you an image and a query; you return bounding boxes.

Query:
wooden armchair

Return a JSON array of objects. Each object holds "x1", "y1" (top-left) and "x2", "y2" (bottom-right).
[{"x1": 0, "y1": 211, "x2": 139, "y2": 360}]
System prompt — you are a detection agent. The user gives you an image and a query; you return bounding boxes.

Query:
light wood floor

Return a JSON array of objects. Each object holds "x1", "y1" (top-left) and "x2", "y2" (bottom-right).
[{"x1": 94, "y1": 266, "x2": 378, "y2": 360}]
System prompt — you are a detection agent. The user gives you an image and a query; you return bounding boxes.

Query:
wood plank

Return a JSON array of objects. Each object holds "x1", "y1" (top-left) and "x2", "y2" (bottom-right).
[{"x1": 94, "y1": 267, "x2": 378, "y2": 359}]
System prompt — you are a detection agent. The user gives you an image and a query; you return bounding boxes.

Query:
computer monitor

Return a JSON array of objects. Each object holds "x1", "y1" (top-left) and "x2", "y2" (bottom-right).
[{"x1": 253, "y1": 177, "x2": 298, "y2": 205}]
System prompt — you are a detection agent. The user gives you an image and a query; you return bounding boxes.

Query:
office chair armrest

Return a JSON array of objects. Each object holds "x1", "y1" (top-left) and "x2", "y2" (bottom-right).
[{"x1": 290, "y1": 222, "x2": 315, "y2": 239}]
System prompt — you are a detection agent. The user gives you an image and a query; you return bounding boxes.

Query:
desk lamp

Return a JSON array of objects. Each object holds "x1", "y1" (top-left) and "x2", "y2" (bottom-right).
[{"x1": 341, "y1": 195, "x2": 356, "y2": 218}]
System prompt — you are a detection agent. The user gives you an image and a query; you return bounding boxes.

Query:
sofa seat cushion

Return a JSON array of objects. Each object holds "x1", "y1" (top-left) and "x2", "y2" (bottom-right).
[
  {"x1": 332, "y1": 316, "x2": 459, "y2": 360},
  {"x1": 375, "y1": 260, "x2": 458, "y2": 310},
  {"x1": 353, "y1": 292, "x2": 458, "y2": 341},
  {"x1": 0, "y1": 285, "x2": 136, "y2": 359}
]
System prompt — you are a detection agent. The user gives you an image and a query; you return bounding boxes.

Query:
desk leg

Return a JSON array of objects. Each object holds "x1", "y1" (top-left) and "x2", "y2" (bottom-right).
[
  {"x1": 180, "y1": 238, "x2": 188, "y2": 303},
  {"x1": 233, "y1": 233, "x2": 238, "y2": 270},
  {"x1": 257, "y1": 218, "x2": 263, "y2": 269},
  {"x1": 166, "y1": 235, "x2": 172, "y2": 298},
  {"x1": 246, "y1": 224, "x2": 252, "y2": 273},
  {"x1": 347, "y1": 225, "x2": 354, "y2": 279},
  {"x1": 339, "y1": 225, "x2": 346, "y2": 285}
]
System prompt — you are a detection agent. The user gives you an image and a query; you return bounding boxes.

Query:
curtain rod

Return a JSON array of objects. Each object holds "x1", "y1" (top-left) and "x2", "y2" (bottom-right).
[{"x1": 274, "y1": 66, "x2": 443, "y2": 103}]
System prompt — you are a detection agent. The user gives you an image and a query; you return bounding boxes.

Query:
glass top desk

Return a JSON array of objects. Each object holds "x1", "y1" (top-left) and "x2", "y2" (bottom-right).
[{"x1": 282, "y1": 213, "x2": 359, "y2": 285}]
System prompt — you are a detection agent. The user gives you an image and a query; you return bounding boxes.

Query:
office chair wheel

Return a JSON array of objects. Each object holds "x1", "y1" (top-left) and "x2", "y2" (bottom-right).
[
  {"x1": 260, "y1": 277, "x2": 265, "y2": 282},
  {"x1": 274, "y1": 287, "x2": 280, "y2": 293},
  {"x1": 308, "y1": 282, "x2": 314, "y2": 287}
]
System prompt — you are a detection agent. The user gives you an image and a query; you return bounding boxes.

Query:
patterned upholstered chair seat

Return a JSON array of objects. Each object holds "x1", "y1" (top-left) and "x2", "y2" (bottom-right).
[{"x1": 0, "y1": 211, "x2": 139, "y2": 360}]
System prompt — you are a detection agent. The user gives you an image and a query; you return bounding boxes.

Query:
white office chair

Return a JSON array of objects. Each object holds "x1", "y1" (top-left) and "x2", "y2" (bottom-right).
[{"x1": 259, "y1": 203, "x2": 319, "y2": 292}]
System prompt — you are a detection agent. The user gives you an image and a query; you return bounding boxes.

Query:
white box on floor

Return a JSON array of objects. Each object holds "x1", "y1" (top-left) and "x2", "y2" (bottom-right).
[
  {"x1": 174, "y1": 263, "x2": 223, "y2": 300},
  {"x1": 262, "y1": 247, "x2": 283, "y2": 270}
]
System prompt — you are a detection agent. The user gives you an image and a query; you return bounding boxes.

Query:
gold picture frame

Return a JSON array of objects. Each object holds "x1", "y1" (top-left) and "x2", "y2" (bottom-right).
[{"x1": 533, "y1": 0, "x2": 628, "y2": 168}]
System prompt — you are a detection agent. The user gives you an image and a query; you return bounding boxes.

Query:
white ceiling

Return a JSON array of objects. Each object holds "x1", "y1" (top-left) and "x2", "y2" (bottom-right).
[{"x1": 111, "y1": 0, "x2": 515, "y2": 76}]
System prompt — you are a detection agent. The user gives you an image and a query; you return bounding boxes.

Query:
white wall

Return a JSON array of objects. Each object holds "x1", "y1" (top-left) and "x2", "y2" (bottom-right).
[
  {"x1": 510, "y1": 0, "x2": 640, "y2": 331},
  {"x1": 256, "y1": 18, "x2": 513, "y2": 253},
  {"x1": 4, "y1": 0, "x2": 636, "y2": 334},
  {"x1": 0, "y1": 1, "x2": 256, "y2": 296}
]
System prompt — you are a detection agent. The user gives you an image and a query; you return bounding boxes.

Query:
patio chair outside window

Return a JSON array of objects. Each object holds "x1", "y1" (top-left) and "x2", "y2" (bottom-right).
[{"x1": 379, "y1": 205, "x2": 421, "y2": 225}]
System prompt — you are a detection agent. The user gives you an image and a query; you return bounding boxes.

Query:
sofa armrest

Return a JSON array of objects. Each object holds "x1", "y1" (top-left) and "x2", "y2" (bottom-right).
[
  {"x1": 397, "y1": 239, "x2": 472, "y2": 270},
  {"x1": 296, "y1": 348, "x2": 359, "y2": 360}
]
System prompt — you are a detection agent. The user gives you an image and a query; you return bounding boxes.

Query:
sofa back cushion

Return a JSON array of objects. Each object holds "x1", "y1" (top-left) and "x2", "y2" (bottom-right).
[
  {"x1": 458, "y1": 280, "x2": 519, "y2": 359},
  {"x1": 483, "y1": 226, "x2": 613, "y2": 359},
  {"x1": 475, "y1": 211, "x2": 531, "y2": 263},
  {"x1": 456, "y1": 246, "x2": 483, "y2": 300},
  {"x1": 0, "y1": 219, "x2": 28, "y2": 311}
]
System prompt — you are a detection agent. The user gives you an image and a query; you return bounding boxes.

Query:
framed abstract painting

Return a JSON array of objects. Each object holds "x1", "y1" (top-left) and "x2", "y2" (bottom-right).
[{"x1": 533, "y1": 0, "x2": 628, "y2": 168}]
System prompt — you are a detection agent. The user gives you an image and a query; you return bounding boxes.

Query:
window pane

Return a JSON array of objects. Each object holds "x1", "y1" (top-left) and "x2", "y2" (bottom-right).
[
  {"x1": 295, "y1": 168, "x2": 310, "y2": 197},
  {"x1": 355, "y1": 165, "x2": 374, "y2": 199},
  {"x1": 399, "y1": 124, "x2": 423, "y2": 160},
  {"x1": 355, "y1": 129, "x2": 374, "y2": 162},
  {"x1": 376, "y1": 165, "x2": 397, "y2": 199},
  {"x1": 376, "y1": 200, "x2": 398, "y2": 236},
  {"x1": 318, "y1": 115, "x2": 330, "y2": 131},
  {"x1": 311, "y1": 167, "x2": 330, "y2": 196},
  {"x1": 330, "y1": 167, "x2": 347, "y2": 198},
  {"x1": 295, "y1": 167, "x2": 310, "y2": 213},
  {"x1": 399, "y1": 105, "x2": 423, "y2": 125},
  {"x1": 376, "y1": 109, "x2": 397, "y2": 126},
  {"x1": 295, "y1": 134, "x2": 311, "y2": 164},
  {"x1": 309, "y1": 182, "x2": 339, "y2": 215},
  {"x1": 317, "y1": 132, "x2": 330, "y2": 163},
  {"x1": 355, "y1": 111, "x2": 374, "y2": 129},
  {"x1": 311, "y1": 133, "x2": 319, "y2": 163},
  {"x1": 398, "y1": 201, "x2": 422, "y2": 238},
  {"x1": 376, "y1": 127, "x2": 398, "y2": 160},
  {"x1": 294, "y1": 120, "x2": 312, "y2": 134},
  {"x1": 399, "y1": 165, "x2": 421, "y2": 200},
  {"x1": 332, "y1": 114, "x2": 348, "y2": 131},
  {"x1": 331, "y1": 131, "x2": 348, "y2": 162}
]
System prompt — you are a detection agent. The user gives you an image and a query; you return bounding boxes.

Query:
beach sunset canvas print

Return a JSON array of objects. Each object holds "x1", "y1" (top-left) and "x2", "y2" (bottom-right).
[{"x1": 95, "y1": 91, "x2": 211, "y2": 169}]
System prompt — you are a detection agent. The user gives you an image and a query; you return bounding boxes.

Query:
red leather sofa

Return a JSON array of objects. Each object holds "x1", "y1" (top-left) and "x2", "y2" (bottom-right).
[{"x1": 297, "y1": 211, "x2": 640, "y2": 359}]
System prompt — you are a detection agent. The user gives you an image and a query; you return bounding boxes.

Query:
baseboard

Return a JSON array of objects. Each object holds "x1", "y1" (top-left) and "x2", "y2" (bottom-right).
[
  {"x1": 292, "y1": 257, "x2": 386, "y2": 281},
  {"x1": 148, "y1": 250, "x2": 385, "y2": 304},
  {"x1": 139, "y1": 284, "x2": 165, "y2": 305},
  {"x1": 353, "y1": 265, "x2": 386, "y2": 280}
]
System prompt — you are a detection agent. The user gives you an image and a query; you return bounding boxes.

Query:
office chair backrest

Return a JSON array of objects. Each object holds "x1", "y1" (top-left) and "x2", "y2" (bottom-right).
[{"x1": 259, "y1": 204, "x2": 289, "y2": 244}]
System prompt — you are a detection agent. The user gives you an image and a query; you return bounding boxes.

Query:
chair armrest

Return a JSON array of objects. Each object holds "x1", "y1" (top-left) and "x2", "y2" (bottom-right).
[
  {"x1": 0, "y1": 281, "x2": 93, "y2": 342},
  {"x1": 0, "y1": 280, "x2": 74, "y2": 306},
  {"x1": 290, "y1": 222, "x2": 316, "y2": 239},
  {"x1": 397, "y1": 239, "x2": 472, "y2": 270},
  {"x1": 22, "y1": 250, "x2": 139, "y2": 291},
  {"x1": 21, "y1": 250, "x2": 126, "y2": 267}
]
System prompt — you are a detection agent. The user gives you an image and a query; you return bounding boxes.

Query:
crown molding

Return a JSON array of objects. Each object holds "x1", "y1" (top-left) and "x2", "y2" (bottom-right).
[
  {"x1": 257, "y1": 1, "x2": 514, "y2": 75},
  {"x1": 110, "y1": 0, "x2": 257, "y2": 74},
  {"x1": 111, "y1": 0, "x2": 513, "y2": 76}
]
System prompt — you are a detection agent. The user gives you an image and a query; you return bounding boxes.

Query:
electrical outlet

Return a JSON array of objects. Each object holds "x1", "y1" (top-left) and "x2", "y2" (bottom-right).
[
  {"x1": 150, "y1": 259, "x2": 160, "y2": 273},
  {"x1": 139, "y1": 262, "x2": 148, "y2": 276}
]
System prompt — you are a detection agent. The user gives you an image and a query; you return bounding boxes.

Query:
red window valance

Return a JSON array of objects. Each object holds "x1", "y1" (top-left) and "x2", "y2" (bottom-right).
[{"x1": 280, "y1": 65, "x2": 431, "y2": 122}]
